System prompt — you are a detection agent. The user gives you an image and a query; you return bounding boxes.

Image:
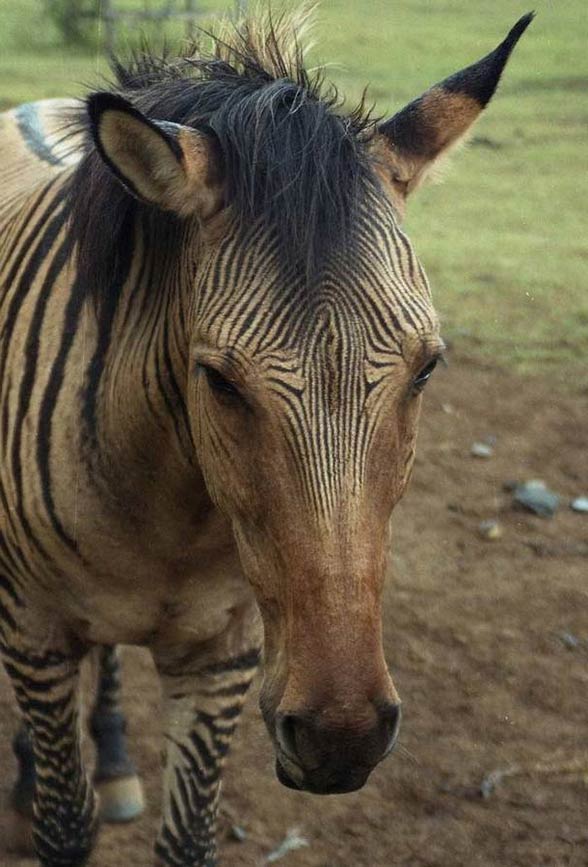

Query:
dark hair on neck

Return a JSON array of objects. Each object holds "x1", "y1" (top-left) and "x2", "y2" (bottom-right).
[{"x1": 66, "y1": 7, "x2": 379, "y2": 308}]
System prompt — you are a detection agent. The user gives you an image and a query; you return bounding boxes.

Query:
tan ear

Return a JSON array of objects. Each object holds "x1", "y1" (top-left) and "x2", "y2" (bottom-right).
[
  {"x1": 373, "y1": 13, "x2": 534, "y2": 212},
  {"x1": 87, "y1": 92, "x2": 224, "y2": 219}
]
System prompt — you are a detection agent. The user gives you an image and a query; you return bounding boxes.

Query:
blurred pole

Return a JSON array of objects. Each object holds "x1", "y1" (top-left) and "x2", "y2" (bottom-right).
[
  {"x1": 185, "y1": 0, "x2": 196, "y2": 37},
  {"x1": 101, "y1": 0, "x2": 116, "y2": 59}
]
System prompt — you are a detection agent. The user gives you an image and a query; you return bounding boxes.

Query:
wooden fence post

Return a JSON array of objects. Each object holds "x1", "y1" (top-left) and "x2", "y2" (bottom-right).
[
  {"x1": 185, "y1": 0, "x2": 195, "y2": 37},
  {"x1": 101, "y1": 0, "x2": 116, "y2": 58},
  {"x1": 94, "y1": 0, "x2": 218, "y2": 55}
]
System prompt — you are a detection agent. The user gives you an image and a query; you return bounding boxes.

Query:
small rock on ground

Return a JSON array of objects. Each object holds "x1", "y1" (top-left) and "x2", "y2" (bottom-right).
[
  {"x1": 471, "y1": 442, "x2": 493, "y2": 458},
  {"x1": 266, "y1": 829, "x2": 310, "y2": 863},
  {"x1": 559, "y1": 632, "x2": 580, "y2": 650},
  {"x1": 513, "y1": 480, "x2": 560, "y2": 518},
  {"x1": 571, "y1": 496, "x2": 588, "y2": 513},
  {"x1": 479, "y1": 520, "x2": 503, "y2": 540}
]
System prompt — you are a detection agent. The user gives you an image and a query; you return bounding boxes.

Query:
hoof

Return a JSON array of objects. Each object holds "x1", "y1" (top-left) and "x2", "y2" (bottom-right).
[
  {"x1": 4, "y1": 808, "x2": 35, "y2": 855},
  {"x1": 96, "y1": 775, "x2": 145, "y2": 823}
]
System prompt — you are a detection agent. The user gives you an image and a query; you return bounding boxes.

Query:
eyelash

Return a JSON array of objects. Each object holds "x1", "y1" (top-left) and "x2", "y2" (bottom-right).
[{"x1": 413, "y1": 357, "x2": 439, "y2": 392}]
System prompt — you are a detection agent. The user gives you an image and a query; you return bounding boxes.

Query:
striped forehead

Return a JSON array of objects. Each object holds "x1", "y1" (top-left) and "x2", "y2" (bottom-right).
[{"x1": 197, "y1": 195, "x2": 438, "y2": 357}]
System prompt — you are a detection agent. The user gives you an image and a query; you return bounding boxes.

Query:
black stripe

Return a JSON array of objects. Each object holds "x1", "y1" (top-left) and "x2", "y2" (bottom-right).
[
  {"x1": 0, "y1": 597, "x2": 17, "y2": 631},
  {"x1": 200, "y1": 647, "x2": 261, "y2": 676},
  {"x1": 82, "y1": 212, "x2": 133, "y2": 449},
  {"x1": 11, "y1": 238, "x2": 71, "y2": 562},
  {"x1": 0, "y1": 185, "x2": 66, "y2": 387},
  {"x1": 36, "y1": 272, "x2": 87, "y2": 555}
]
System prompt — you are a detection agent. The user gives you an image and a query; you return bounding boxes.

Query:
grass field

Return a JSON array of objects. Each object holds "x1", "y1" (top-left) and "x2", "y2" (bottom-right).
[{"x1": 1, "y1": 0, "x2": 586, "y2": 376}]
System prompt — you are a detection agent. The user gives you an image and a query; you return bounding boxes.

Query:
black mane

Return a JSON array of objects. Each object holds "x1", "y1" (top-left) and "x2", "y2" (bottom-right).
[{"x1": 67, "y1": 11, "x2": 379, "y2": 303}]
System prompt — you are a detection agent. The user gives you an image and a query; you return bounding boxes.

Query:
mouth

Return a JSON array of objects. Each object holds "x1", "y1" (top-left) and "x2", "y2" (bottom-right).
[
  {"x1": 275, "y1": 757, "x2": 370, "y2": 796},
  {"x1": 275, "y1": 757, "x2": 304, "y2": 790}
]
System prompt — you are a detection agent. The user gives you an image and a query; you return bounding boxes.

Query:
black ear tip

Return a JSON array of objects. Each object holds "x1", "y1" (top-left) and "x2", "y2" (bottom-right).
[
  {"x1": 486, "y1": 11, "x2": 534, "y2": 85},
  {"x1": 447, "y1": 11, "x2": 535, "y2": 107},
  {"x1": 503, "y1": 11, "x2": 535, "y2": 50},
  {"x1": 86, "y1": 92, "x2": 136, "y2": 128}
]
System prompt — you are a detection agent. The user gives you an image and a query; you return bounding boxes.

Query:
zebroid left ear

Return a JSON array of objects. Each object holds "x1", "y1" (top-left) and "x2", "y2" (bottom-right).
[
  {"x1": 373, "y1": 13, "x2": 535, "y2": 204},
  {"x1": 87, "y1": 92, "x2": 225, "y2": 219}
]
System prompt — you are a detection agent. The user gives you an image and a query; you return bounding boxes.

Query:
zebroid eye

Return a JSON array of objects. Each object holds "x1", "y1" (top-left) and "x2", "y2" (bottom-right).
[
  {"x1": 413, "y1": 358, "x2": 438, "y2": 392},
  {"x1": 198, "y1": 364, "x2": 242, "y2": 400}
]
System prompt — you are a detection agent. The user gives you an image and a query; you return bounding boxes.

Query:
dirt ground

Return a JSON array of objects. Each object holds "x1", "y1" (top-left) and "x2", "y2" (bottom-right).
[{"x1": 1, "y1": 353, "x2": 586, "y2": 867}]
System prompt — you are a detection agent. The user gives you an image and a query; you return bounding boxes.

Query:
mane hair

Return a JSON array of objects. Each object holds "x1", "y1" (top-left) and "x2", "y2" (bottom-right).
[{"x1": 66, "y1": 5, "x2": 379, "y2": 306}]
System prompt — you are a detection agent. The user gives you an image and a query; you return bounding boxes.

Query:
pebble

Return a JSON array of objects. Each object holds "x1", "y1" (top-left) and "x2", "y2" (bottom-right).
[
  {"x1": 229, "y1": 825, "x2": 247, "y2": 843},
  {"x1": 266, "y1": 829, "x2": 310, "y2": 863},
  {"x1": 559, "y1": 631, "x2": 580, "y2": 650},
  {"x1": 571, "y1": 496, "x2": 588, "y2": 513},
  {"x1": 513, "y1": 480, "x2": 560, "y2": 518},
  {"x1": 479, "y1": 519, "x2": 503, "y2": 540},
  {"x1": 471, "y1": 442, "x2": 493, "y2": 459}
]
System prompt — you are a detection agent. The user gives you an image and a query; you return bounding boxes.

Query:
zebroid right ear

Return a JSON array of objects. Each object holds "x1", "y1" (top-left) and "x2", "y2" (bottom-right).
[{"x1": 87, "y1": 92, "x2": 225, "y2": 220}]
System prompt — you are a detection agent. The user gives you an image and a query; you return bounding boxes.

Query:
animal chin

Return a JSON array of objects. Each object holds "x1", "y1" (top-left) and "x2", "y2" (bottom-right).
[{"x1": 275, "y1": 758, "x2": 304, "y2": 791}]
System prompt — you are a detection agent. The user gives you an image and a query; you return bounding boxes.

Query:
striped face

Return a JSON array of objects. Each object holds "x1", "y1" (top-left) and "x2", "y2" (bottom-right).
[
  {"x1": 83, "y1": 12, "x2": 532, "y2": 793},
  {"x1": 187, "y1": 190, "x2": 442, "y2": 794}
]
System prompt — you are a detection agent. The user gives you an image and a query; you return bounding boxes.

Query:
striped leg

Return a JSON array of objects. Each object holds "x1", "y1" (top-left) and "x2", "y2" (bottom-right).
[
  {"x1": 2, "y1": 644, "x2": 97, "y2": 867},
  {"x1": 90, "y1": 645, "x2": 144, "y2": 823},
  {"x1": 8, "y1": 722, "x2": 35, "y2": 853},
  {"x1": 153, "y1": 645, "x2": 260, "y2": 867}
]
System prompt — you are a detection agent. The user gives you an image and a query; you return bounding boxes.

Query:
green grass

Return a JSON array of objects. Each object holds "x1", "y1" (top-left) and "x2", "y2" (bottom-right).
[{"x1": 1, "y1": 0, "x2": 587, "y2": 377}]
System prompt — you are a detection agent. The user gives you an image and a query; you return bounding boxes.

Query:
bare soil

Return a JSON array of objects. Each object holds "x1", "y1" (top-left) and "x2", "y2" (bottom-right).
[{"x1": 1, "y1": 354, "x2": 587, "y2": 867}]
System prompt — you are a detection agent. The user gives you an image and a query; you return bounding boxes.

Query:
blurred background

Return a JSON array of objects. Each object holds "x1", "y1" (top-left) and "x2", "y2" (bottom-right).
[{"x1": 1, "y1": 3, "x2": 587, "y2": 866}]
